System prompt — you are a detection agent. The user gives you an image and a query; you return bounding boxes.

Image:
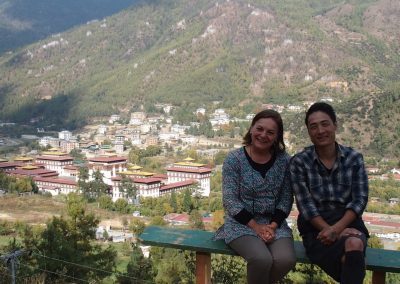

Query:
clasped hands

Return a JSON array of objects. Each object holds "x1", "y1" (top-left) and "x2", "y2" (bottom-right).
[
  {"x1": 317, "y1": 227, "x2": 362, "y2": 245},
  {"x1": 251, "y1": 222, "x2": 277, "y2": 243}
]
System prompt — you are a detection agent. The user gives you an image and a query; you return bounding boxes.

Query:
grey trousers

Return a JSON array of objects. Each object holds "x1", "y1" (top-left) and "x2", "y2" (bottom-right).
[{"x1": 229, "y1": 236, "x2": 296, "y2": 284}]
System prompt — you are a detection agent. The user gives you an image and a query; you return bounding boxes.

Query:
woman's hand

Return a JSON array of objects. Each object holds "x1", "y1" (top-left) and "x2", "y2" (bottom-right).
[
  {"x1": 261, "y1": 224, "x2": 276, "y2": 243},
  {"x1": 247, "y1": 220, "x2": 277, "y2": 243}
]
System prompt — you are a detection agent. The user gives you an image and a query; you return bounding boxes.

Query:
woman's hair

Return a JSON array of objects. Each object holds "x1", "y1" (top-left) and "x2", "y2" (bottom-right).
[
  {"x1": 305, "y1": 102, "x2": 337, "y2": 126},
  {"x1": 243, "y1": 109, "x2": 285, "y2": 154}
]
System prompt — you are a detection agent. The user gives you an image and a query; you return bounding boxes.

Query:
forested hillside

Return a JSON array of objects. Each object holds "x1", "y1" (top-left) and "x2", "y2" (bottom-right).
[
  {"x1": 0, "y1": 0, "x2": 140, "y2": 54},
  {"x1": 0, "y1": 0, "x2": 399, "y2": 157}
]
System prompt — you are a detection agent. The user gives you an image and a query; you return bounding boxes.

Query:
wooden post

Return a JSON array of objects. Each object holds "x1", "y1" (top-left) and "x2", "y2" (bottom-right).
[
  {"x1": 372, "y1": 271, "x2": 385, "y2": 284},
  {"x1": 196, "y1": 252, "x2": 211, "y2": 284}
]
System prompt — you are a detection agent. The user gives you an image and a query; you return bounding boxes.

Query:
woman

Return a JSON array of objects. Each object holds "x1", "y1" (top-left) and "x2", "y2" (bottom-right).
[
  {"x1": 214, "y1": 109, "x2": 295, "y2": 284},
  {"x1": 290, "y1": 102, "x2": 369, "y2": 284}
]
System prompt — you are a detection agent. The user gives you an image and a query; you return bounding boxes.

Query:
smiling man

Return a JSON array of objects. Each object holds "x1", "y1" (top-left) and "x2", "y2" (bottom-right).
[{"x1": 290, "y1": 102, "x2": 369, "y2": 284}]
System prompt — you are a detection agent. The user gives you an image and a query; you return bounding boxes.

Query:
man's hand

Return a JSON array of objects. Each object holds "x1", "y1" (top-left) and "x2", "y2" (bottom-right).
[
  {"x1": 339, "y1": 228, "x2": 362, "y2": 238},
  {"x1": 317, "y1": 226, "x2": 338, "y2": 245}
]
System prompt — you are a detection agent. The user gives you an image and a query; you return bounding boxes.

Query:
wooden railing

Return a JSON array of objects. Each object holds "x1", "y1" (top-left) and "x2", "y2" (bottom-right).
[{"x1": 139, "y1": 226, "x2": 400, "y2": 284}]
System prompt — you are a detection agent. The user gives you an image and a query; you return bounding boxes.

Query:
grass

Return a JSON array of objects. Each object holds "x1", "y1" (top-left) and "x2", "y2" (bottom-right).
[{"x1": 0, "y1": 194, "x2": 134, "y2": 226}]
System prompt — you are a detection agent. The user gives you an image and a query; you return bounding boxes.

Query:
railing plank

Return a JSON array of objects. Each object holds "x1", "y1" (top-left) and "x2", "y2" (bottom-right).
[{"x1": 139, "y1": 226, "x2": 400, "y2": 284}]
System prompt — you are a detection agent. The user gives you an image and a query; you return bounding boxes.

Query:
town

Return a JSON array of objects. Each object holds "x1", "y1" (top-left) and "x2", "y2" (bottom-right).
[{"x1": 1, "y1": 102, "x2": 399, "y2": 246}]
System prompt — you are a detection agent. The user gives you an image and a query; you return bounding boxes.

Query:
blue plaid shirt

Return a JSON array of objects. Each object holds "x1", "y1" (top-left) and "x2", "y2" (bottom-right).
[{"x1": 290, "y1": 143, "x2": 368, "y2": 221}]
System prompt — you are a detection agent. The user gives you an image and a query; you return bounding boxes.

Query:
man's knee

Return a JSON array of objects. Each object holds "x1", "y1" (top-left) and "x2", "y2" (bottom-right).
[{"x1": 345, "y1": 237, "x2": 364, "y2": 251}]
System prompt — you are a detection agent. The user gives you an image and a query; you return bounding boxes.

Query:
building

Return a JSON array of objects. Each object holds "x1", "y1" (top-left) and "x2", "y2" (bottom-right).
[
  {"x1": 130, "y1": 130, "x2": 141, "y2": 145},
  {"x1": 109, "y1": 114, "x2": 120, "y2": 124},
  {"x1": 88, "y1": 156, "x2": 127, "y2": 185},
  {"x1": 34, "y1": 176, "x2": 78, "y2": 196},
  {"x1": 7, "y1": 165, "x2": 58, "y2": 178},
  {"x1": 35, "y1": 153, "x2": 74, "y2": 176},
  {"x1": 59, "y1": 130, "x2": 72, "y2": 141},
  {"x1": 63, "y1": 165, "x2": 80, "y2": 180},
  {"x1": 98, "y1": 125, "x2": 107, "y2": 135},
  {"x1": 0, "y1": 162, "x2": 23, "y2": 172},
  {"x1": 14, "y1": 156, "x2": 34, "y2": 164},
  {"x1": 166, "y1": 158, "x2": 212, "y2": 196},
  {"x1": 60, "y1": 139, "x2": 79, "y2": 153},
  {"x1": 111, "y1": 176, "x2": 162, "y2": 201},
  {"x1": 129, "y1": 112, "x2": 146, "y2": 125},
  {"x1": 159, "y1": 180, "x2": 196, "y2": 196}
]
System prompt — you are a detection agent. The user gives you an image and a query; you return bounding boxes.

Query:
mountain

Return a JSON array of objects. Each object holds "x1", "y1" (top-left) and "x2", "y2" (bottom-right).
[
  {"x1": 0, "y1": 0, "x2": 141, "y2": 54},
  {"x1": 0, "y1": 0, "x2": 399, "y2": 157}
]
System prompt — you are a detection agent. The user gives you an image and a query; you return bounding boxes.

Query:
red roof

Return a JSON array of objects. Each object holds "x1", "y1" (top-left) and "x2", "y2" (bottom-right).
[
  {"x1": 36, "y1": 155, "x2": 74, "y2": 161},
  {"x1": 63, "y1": 165, "x2": 79, "y2": 170},
  {"x1": 8, "y1": 168, "x2": 58, "y2": 177},
  {"x1": 0, "y1": 162, "x2": 24, "y2": 169},
  {"x1": 166, "y1": 166, "x2": 212, "y2": 174},
  {"x1": 34, "y1": 176, "x2": 77, "y2": 186},
  {"x1": 153, "y1": 173, "x2": 168, "y2": 179},
  {"x1": 112, "y1": 176, "x2": 162, "y2": 184},
  {"x1": 88, "y1": 156, "x2": 127, "y2": 163},
  {"x1": 160, "y1": 180, "x2": 195, "y2": 191}
]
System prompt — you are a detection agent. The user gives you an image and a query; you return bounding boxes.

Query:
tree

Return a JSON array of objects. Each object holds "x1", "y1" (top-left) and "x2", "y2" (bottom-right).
[
  {"x1": 189, "y1": 210, "x2": 205, "y2": 230},
  {"x1": 128, "y1": 147, "x2": 140, "y2": 164},
  {"x1": 84, "y1": 169, "x2": 109, "y2": 200},
  {"x1": 22, "y1": 193, "x2": 117, "y2": 282},
  {"x1": 98, "y1": 195, "x2": 114, "y2": 210},
  {"x1": 211, "y1": 210, "x2": 224, "y2": 230},
  {"x1": 115, "y1": 198, "x2": 130, "y2": 213},
  {"x1": 120, "y1": 175, "x2": 137, "y2": 203},
  {"x1": 129, "y1": 218, "x2": 146, "y2": 236},
  {"x1": 78, "y1": 166, "x2": 90, "y2": 197},
  {"x1": 212, "y1": 255, "x2": 246, "y2": 284},
  {"x1": 182, "y1": 188, "x2": 193, "y2": 213},
  {"x1": 170, "y1": 191, "x2": 178, "y2": 212},
  {"x1": 117, "y1": 243, "x2": 153, "y2": 284},
  {"x1": 214, "y1": 151, "x2": 228, "y2": 165},
  {"x1": 368, "y1": 234, "x2": 384, "y2": 249},
  {"x1": 150, "y1": 216, "x2": 167, "y2": 226}
]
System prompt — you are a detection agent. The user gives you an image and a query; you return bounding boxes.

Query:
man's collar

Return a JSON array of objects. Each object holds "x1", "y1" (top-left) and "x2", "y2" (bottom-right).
[{"x1": 310, "y1": 142, "x2": 343, "y2": 161}]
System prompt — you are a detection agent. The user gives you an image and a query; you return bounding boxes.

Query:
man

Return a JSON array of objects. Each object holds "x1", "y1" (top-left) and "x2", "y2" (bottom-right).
[{"x1": 290, "y1": 102, "x2": 369, "y2": 284}]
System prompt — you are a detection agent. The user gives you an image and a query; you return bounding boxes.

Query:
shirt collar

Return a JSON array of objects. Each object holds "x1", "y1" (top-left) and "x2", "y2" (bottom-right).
[{"x1": 310, "y1": 142, "x2": 344, "y2": 162}]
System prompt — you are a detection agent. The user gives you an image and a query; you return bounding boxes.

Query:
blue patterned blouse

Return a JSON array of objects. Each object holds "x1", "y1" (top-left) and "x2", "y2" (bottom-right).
[{"x1": 214, "y1": 147, "x2": 293, "y2": 244}]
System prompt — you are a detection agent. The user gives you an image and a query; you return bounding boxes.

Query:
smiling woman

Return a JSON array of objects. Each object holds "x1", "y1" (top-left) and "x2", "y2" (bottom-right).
[{"x1": 214, "y1": 109, "x2": 296, "y2": 284}]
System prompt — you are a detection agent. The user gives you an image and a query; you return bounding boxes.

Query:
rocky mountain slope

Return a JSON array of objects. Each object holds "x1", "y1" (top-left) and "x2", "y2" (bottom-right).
[{"x1": 0, "y1": 0, "x2": 399, "y2": 157}]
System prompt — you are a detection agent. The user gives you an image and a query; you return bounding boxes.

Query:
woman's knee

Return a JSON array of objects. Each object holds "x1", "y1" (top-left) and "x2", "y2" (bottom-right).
[{"x1": 275, "y1": 253, "x2": 297, "y2": 271}]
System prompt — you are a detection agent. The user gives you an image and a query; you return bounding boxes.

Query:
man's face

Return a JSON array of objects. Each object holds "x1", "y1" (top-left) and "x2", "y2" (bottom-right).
[{"x1": 307, "y1": 111, "x2": 337, "y2": 147}]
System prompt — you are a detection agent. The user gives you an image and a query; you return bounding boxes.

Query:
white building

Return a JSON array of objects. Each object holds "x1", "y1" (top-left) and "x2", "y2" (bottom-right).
[
  {"x1": 166, "y1": 159, "x2": 212, "y2": 197},
  {"x1": 130, "y1": 130, "x2": 141, "y2": 145},
  {"x1": 129, "y1": 112, "x2": 146, "y2": 125},
  {"x1": 171, "y1": 124, "x2": 190, "y2": 135},
  {"x1": 111, "y1": 176, "x2": 162, "y2": 201},
  {"x1": 109, "y1": 114, "x2": 120, "y2": 124},
  {"x1": 39, "y1": 136, "x2": 58, "y2": 147},
  {"x1": 34, "y1": 176, "x2": 77, "y2": 196},
  {"x1": 158, "y1": 132, "x2": 179, "y2": 142},
  {"x1": 88, "y1": 156, "x2": 127, "y2": 185},
  {"x1": 35, "y1": 154, "x2": 74, "y2": 176},
  {"x1": 98, "y1": 125, "x2": 107, "y2": 135},
  {"x1": 59, "y1": 130, "x2": 72, "y2": 141},
  {"x1": 180, "y1": 135, "x2": 198, "y2": 145}
]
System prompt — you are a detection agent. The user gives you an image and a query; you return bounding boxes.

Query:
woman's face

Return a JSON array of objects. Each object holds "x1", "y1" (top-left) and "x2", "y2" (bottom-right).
[
  {"x1": 307, "y1": 111, "x2": 337, "y2": 148},
  {"x1": 250, "y1": 118, "x2": 278, "y2": 152}
]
